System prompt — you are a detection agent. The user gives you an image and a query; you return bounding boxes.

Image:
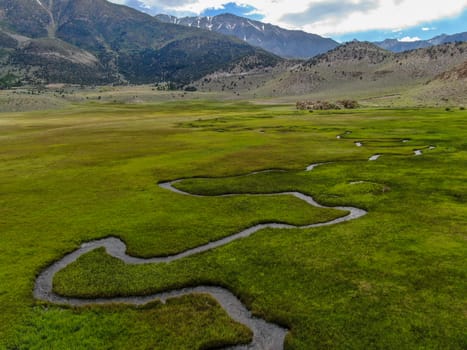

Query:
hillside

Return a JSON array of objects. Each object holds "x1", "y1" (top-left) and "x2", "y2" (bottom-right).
[
  {"x1": 307, "y1": 41, "x2": 394, "y2": 65},
  {"x1": 0, "y1": 0, "x2": 280, "y2": 85},
  {"x1": 435, "y1": 60, "x2": 467, "y2": 80},
  {"x1": 192, "y1": 41, "x2": 467, "y2": 104},
  {"x1": 412, "y1": 60, "x2": 467, "y2": 105},
  {"x1": 155, "y1": 13, "x2": 338, "y2": 59}
]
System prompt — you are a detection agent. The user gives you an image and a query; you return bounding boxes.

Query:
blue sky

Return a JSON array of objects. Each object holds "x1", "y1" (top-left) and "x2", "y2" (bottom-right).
[
  {"x1": 335, "y1": 8, "x2": 467, "y2": 42},
  {"x1": 201, "y1": 2, "x2": 264, "y2": 21},
  {"x1": 111, "y1": 0, "x2": 467, "y2": 42}
]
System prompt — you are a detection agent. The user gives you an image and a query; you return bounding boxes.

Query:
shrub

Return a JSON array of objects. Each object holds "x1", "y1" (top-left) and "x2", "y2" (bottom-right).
[
  {"x1": 297, "y1": 99, "x2": 359, "y2": 111},
  {"x1": 337, "y1": 99, "x2": 359, "y2": 109}
]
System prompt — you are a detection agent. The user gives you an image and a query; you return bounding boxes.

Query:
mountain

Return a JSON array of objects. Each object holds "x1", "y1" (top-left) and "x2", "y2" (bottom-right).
[
  {"x1": 0, "y1": 0, "x2": 280, "y2": 86},
  {"x1": 155, "y1": 13, "x2": 338, "y2": 59},
  {"x1": 289, "y1": 41, "x2": 467, "y2": 99},
  {"x1": 307, "y1": 41, "x2": 393, "y2": 65},
  {"x1": 192, "y1": 41, "x2": 467, "y2": 103},
  {"x1": 375, "y1": 32, "x2": 467, "y2": 52}
]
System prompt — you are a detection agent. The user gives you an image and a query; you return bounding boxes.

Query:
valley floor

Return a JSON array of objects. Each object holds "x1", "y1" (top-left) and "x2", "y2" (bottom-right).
[{"x1": 0, "y1": 100, "x2": 466, "y2": 349}]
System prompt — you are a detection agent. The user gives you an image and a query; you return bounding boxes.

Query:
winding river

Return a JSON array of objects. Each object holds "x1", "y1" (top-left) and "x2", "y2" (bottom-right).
[{"x1": 34, "y1": 163, "x2": 367, "y2": 350}]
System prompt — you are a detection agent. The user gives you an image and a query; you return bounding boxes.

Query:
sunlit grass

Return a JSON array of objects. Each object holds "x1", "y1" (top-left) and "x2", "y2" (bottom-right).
[{"x1": 1, "y1": 101, "x2": 466, "y2": 349}]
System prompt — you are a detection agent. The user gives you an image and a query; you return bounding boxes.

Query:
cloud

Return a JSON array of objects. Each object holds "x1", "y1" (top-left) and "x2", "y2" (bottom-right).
[
  {"x1": 281, "y1": 0, "x2": 377, "y2": 26},
  {"x1": 284, "y1": 0, "x2": 467, "y2": 36},
  {"x1": 399, "y1": 36, "x2": 421, "y2": 42},
  {"x1": 109, "y1": 0, "x2": 467, "y2": 36},
  {"x1": 114, "y1": 0, "x2": 196, "y2": 16}
]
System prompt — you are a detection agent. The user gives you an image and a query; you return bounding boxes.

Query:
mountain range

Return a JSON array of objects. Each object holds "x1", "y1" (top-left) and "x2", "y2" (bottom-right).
[
  {"x1": 155, "y1": 13, "x2": 467, "y2": 58},
  {"x1": 155, "y1": 13, "x2": 339, "y2": 59},
  {"x1": 192, "y1": 41, "x2": 467, "y2": 104},
  {"x1": 0, "y1": 0, "x2": 465, "y2": 99},
  {"x1": 375, "y1": 32, "x2": 467, "y2": 52},
  {"x1": 0, "y1": 0, "x2": 279, "y2": 86}
]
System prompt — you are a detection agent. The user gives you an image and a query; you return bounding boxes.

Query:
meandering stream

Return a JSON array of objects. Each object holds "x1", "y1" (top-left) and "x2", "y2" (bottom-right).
[{"x1": 34, "y1": 163, "x2": 367, "y2": 350}]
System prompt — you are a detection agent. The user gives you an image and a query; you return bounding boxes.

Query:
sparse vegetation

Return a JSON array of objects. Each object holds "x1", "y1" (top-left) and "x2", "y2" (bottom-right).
[{"x1": 0, "y1": 73, "x2": 21, "y2": 89}]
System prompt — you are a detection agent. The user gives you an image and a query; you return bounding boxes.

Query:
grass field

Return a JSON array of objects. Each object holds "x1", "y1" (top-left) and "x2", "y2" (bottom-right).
[{"x1": 0, "y1": 100, "x2": 466, "y2": 349}]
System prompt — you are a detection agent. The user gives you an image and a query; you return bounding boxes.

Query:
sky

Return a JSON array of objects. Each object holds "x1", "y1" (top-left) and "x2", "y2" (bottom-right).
[{"x1": 110, "y1": 0, "x2": 467, "y2": 42}]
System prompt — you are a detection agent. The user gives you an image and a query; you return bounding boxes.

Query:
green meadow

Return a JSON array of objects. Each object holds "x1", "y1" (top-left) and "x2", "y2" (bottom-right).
[{"x1": 0, "y1": 101, "x2": 466, "y2": 349}]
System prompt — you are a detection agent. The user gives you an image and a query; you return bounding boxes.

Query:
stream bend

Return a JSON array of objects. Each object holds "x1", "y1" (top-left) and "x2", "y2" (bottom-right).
[{"x1": 34, "y1": 163, "x2": 367, "y2": 350}]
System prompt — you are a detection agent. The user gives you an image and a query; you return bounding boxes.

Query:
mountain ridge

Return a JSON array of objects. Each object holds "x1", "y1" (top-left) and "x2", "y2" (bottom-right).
[
  {"x1": 0, "y1": 0, "x2": 280, "y2": 85},
  {"x1": 154, "y1": 12, "x2": 467, "y2": 57},
  {"x1": 155, "y1": 13, "x2": 339, "y2": 59},
  {"x1": 374, "y1": 32, "x2": 467, "y2": 52},
  {"x1": 191, "y1": 41, "x2": 467, "y2": 104}
]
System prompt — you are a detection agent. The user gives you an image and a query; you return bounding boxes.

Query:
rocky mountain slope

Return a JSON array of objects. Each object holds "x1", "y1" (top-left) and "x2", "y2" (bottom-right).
[
  {"x1": 155, "y1": 13, "x2": 338, "y2": 59},
  {"x1": 435, "y1": 60, "x2": 467, "y2": 80},
  {"x1": 0, "y1": 0, "x2": 280, "y2": 85},
  {"x1": 193, "y1": 41, "x2": 467, "y2": 103}
]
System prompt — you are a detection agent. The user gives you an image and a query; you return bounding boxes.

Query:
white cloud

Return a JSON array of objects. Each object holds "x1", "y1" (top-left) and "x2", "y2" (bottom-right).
[
  {"x1": 399, "y1": 36, "x2": 421, "y2": 42},
  {"x1": 109, "y1": 0, "x2": 467, "y2": 36}
]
